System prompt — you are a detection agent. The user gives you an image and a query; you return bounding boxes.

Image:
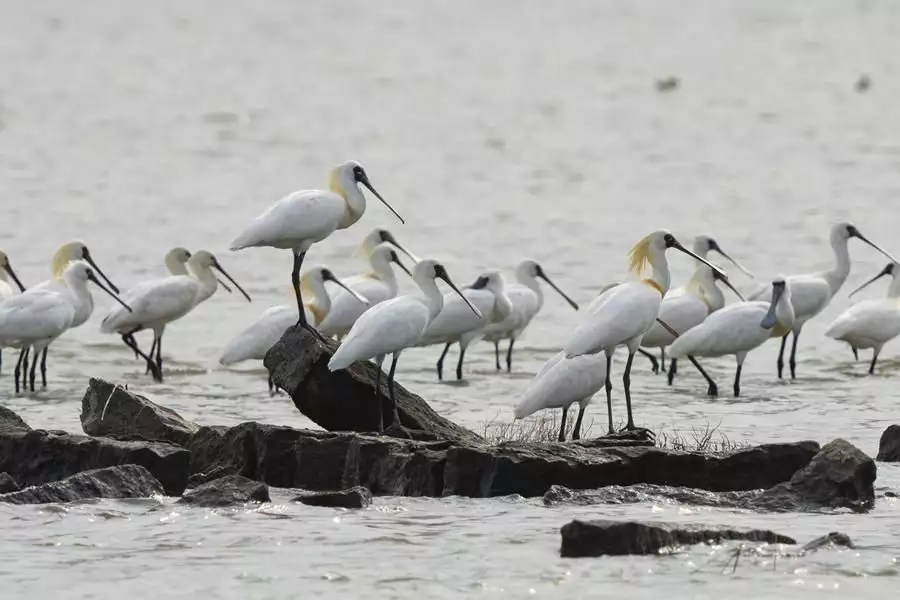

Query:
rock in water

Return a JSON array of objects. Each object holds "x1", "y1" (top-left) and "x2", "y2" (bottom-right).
[
  {"x1": 0, "y1": 465, "x2": 163, "y2": 505},
  {"x1": 81, "y1": 378, "x2": 199, "y2": 447},
  {"x1": 0, "y1": 472, "x2": 20, "y2": 493},
  {"x1": 798, "y1": 531, "x2": 855, "y2": 554},
  {"x1": 264, "y1": 326, "x2": 481, "y2": 443},
  {"x1": 294, "y1": 486, "x2": 372, "y2": 509},
  {"x1": 559, "y1": 519, "x2": 795, "y2": 557},
  {"x1": 876, "y1": 425, "x2": 900, "y2": 462},
  {"x1": 179, "y1": 475, "x2": 270, "y2": 507},
  {"x1": 758, "y1": 439, "x2": 876, "y2": 511},
  {"x1": 0, "y1": 406, "x2": 31, "y2": 435}
]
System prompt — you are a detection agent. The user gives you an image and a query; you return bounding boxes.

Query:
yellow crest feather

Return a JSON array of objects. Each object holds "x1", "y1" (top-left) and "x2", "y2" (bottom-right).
[
  {"x1": 51, "y1": 245, "x2": 73, "y2": 279},
  {"x1": 327, "y1": 166, "x2": 345, "y2": 199},
  {"x1": 627, "y1": 235, "x2": 653, "y2": 275},
  {"x1": 299, "y1": 271, "x2": 316, "y2": 301}
]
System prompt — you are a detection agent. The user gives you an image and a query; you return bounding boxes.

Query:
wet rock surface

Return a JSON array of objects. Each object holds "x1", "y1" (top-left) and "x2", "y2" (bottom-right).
[
  {"x1": 559, "y1": 519, "x2": 796, "y2": 557},
  {"x1": 179, "y1": 475, "x2": 271, "y2": 507},
  {"x1": 0, "y1": 465, "x2": 163, "y2": 505},
  {"x1": 81, "y1": 378, "x2": 200, "y2": 447},
  {"x1": 265, "y1": 326, "x2": 482, "y2": 444},
  {"x1": 294, "y1": 486, "x2": 372, "y2": 509},
  {"x1": 0, "y1": 472, "x2": 20, "y2": 493},
  {"x1": 876, "y1": 425, "x2": 900, "y2": 462},
  {"x1": 0, "y1": 405, "x2": 31, "y2": 435},
  {"x1": 798, "y1": 531, "x2": 855, "y2": 554}
]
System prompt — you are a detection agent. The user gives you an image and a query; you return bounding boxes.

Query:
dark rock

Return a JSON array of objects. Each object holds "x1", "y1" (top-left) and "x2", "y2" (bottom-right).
[
  {"x1": 264, "y1": 326, "x2": 481, "y2": 443},
  {"x1": 543, "y1": 483, "x2": 755, "y2": 508},
  {"x1": 0, "y1": 405, "x2": 31, "y2": 435},
  {"x1": 81, "y1": 377, "x2": 199, "y2": 447},
  {"x1": 295, "y1": 486, "x2": 372, "y2": 509},
  {"x1": 178, "y1": 475, "x2": 270, "y2": 507},
  {"x1": 876, "y1": 425, "x2": 900, "y2": 462},
  {"x1": 559, "y1": 519, "x2": 795, "y2": 557},
  {"x1": 0, "y1": 428, "x2": 189, "y2": 496},
  {"x1": 0, "y1": 472, "x2": 20, "y2": 493},
  {"x1": 757, "y1": 439, "x2": 876, "y2": 511},
  {"x1": 798, "y1": 532, "x2": 855, "y2": 554},
  {"x1": 0, "y1": 465, "x2": 163, "y2": 505}
]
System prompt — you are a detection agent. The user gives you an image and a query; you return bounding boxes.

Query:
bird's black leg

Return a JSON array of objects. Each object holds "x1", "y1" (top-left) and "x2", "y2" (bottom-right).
[
  {"x1": 869, "y1": 351, "x2": 879, "y2": 375},
  {"x1": 660, "y1": 347, "x2": 667, "y2": 372},
  {"x1": 638, "y1": 349, "x2": 659, "y2": 374},
  {"x1": 374, "y1": 356, "x2": 384, "y2": 433},
  {"x1": 456, "y1": 345, "x2": 466, "y2": 380},
  {"x1": 687, "y1": 356, "x2": 718, "y2": 397},
  {"x1": 144, "y1": 338, "x2": 157, "y2": 374},
  {"x1": 788, "y1": 330, "x2": 800, "y2": 380},
  {"x1": 292, "y1": 250, "x2": 308, "y2": 327},
  {"x1": 155, "y1": 330, "x2": 164, "y2": 376},
  {"x1": 852, "y1": 347, "x2": 859, "y2": 361},
  {"x1": 506, "y1": 337, "x2": 515, "y2": 373},
  {"x1": 572, "y1": 403, "x2": 586, "y2": 441},
  {"x1": 494, "y1": 341, "x2": 501, "y2": 371},
  {"x1": 122, "y1": 332, "x2": 162, "y2": 382},
  {"x1": 267, "y1": 374, "x2": 276, "y2": 395},
  {"x1": 386, "y1": 353, "x2": 412, "y2": 438},
  {"x1": 667, "y1": 358, "x2": 678, "y2": 385},
  {"x1": 14, "y1": 349, "x2": 26, "y2": 394},
  {"x1": 21, "y1": 349, "x2": 29, "y2": 392},
  {"x1": 776, "y1": 335, "x2": 787, "y2": 379},
  {"x1": 557, "y1": 406, "x2": 569, "y2": 442},
  {"x1": 39, "y1": 348, "x2": 48, "y2": 388},
  {"x1": 28, "y1": 349, "x2": 38, "y2": 392},
  {"x1": 436, "y1": 343, "x2": 451, "y2": 380},
  {"x1": 734, "y1": 364, "x2": 743, "y2": 397},
  {"x1": 604, "y1": 354, "x2": 614, "y2": 435},
  {"x1": 622, "y1": 352, "x2": 636, "y2": 430}
]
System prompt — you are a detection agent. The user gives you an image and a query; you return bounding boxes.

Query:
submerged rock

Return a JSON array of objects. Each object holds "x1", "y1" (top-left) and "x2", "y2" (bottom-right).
[
  {"x1": 0, "y1": 465, "x2": 163, "y2": 505},
  {"x1": 264, "y1": 326, "x2": 482, "y2": 443},
  {"x1": 81, "y1": 378, "x2": 199, "y2": 447},
  {"x1": 543, "y1": 483, "x2": 754, "y2": 508},
  {"x1": 0, "y1": 472, "x2": 20, "y2": 493},
  {"x1": 876, "y1": 425, "x2": 900, "y2": 462},
  {"x1": 179, "y1": 475, "x2": 270, "y2": 507},
  {"x1": 294, "y1": 486, "x2": 372, "y2": 509},
  {"x1": 757, "y1": 439, "x2": 876, "y2": 511},
  {"x1": 798, "y1": 531, "x2": 855, "y2": 554},
  {"x1": 559, "y1": 519, "x2": 795, "y2": 557},
  {"x1": 0, "y1": 410, "x2": 190, "y2": 496}
]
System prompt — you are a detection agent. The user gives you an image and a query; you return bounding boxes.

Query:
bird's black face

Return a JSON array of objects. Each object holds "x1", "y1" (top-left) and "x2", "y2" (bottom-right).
[
  {"x1": 321, "y1": 268, "x2": 336, "y2": 282},
  {"x1": 708, "y1": 238, "x2": 721, "y2": 253},
  {"x1": 533, "y1": 263, "x2": 545, "y2": 277},
  {"x1": 378, "y1": 229, "x2": 393, "y2": 244},
  {"x1": 663, "y1": 233, "x2": 677, "y2": 248},
  {"x1": 353, "y1": 165, "x2": 367, "y2": 183},
  {"x1": 772, "y1": 280, "x2": 786, "y2": 291},
  {"x1": 470, "y1": 275, "x2": 490, "y2": 290},
  {"x1": 433, "y1": 264, "x2": 447, "y2": 280},
  {"x1": 846, "y1": 224, "x2": 860, "y2": 238}
]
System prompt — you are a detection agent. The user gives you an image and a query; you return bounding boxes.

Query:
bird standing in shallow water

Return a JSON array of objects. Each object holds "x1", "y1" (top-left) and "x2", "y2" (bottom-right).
[
  {"x1": 563, "y1": 230, "x2": 728, "y2": 434},
  {"x1": 825, "y1": 262, "x2": 900, "y2": 374},
  {"x1": 229, "y1": 161, "x2": 403, "y2": 328},
  {"x1": 0, "y1": 251, "x2": 27, "y2": 376},
  {"x1": 747, "y1": 222, "x2": 897, "y2": 380}
]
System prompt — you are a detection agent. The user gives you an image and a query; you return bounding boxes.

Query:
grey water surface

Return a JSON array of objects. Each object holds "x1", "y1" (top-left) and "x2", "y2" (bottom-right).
[{"x1": 1, "y1": 0, "x2": 899, "y2": 597}]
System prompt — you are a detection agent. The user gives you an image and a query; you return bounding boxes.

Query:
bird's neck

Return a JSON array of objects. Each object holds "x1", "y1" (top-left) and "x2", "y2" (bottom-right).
[
  {"x1": 825, "y1": 237, "x2": 851, "y2": 293},
  {"x1": 370, "y1": 257, "x2": 398, "y2": 292},
  {"x1": 62, "y1": 274, "x2": 92, "y2": 307},
  {"x1": 189, "y1": 265, "x2": 218, "y2": 302},
  {"x1": 166, "y1": 256, "x2": 189, "y2": 276},
  {"x1": 330, "y1": 171, "x2": 365, "y2": 229},
  {"x1": 516, "y1": 272, "x2": 544, "y2": 307},
  {"x1": 417, "y1": 277, "x2": 444, "y2": 322},
  {"x1": 646, "y1": 252, "x2": 671, "y2": 295},
  {"x1": 492, "y1": 287, "x2": 513, "y2": 321}
]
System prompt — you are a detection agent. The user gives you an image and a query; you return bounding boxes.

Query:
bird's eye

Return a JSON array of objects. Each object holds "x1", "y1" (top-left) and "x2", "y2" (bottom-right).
[
  {"x1": 664, "y1": 233, "x2": 676, "y2": 245},
  {"x1": 353, "y1": 166, "x2": 365, "y2": 180}
]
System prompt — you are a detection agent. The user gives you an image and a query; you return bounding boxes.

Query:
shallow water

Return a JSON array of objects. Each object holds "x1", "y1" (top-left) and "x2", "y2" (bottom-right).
[{"x1": 2, "y1": 0, "x2": 900, "y2": 597}]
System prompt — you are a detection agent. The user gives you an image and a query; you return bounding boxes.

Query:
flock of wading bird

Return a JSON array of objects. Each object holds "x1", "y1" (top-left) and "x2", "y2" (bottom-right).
[{"x1": 2, "y1": 161, "x2": 900, "y2": 439}]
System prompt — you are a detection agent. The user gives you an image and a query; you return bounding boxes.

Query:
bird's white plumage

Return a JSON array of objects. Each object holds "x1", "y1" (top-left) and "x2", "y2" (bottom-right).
[
  {"x1": 640, "y1": 292, "x2": 709, "y2": 348},
  {"x1": 669, "y1": 301, "x2": 776, "y2": 358},
  {"x1": 514, "y1": 351, "x2": 606, "y2": 419},
  {"x1": 0, "y1": 290, "x2": 74, "y2": 349},
  {"x1": 748, "y1": 275, "x2": 830, "y2": 329},
  {"x1": 480, "y1": 285, "x2": 538, "y2": 342},
  {"x1": 825, "y1": 299, "x2": 900, "y2": 349},
  {"x1": 417, "y1": 271, "x2": 511, "y2": 347},
  {"x1": 220, "y1": 305, "x2": 296, "y2": 365},
  {"x1": 565, "y1": 282, "x2": 662, "y2": 357},
  {"x1": 329, "y1": 296, "x2": 431, "y2": 369},
  {"x1": 230, "y1": 190, "x2": 347, "y2": 252}
]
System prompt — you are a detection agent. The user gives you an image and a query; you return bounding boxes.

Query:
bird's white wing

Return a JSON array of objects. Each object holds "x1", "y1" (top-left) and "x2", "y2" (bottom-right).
[
  {"x1": 668, "y1": 301, "x2": 770, "y2": 358},
  {"x1": 0, "y1": 291, "x2": 74, "y2": 343},
  {"x1": 481, "y1": 285, "x2": 538, "y2": 340},
  {"x1": 417, "y1": 290, "x2": 494, "y2": 345},
  {"x1": 328, "y1": 297, "x2": 430, "y2": 369},
  {"x1": 641, "y1": 295, "x2": 709, "y2": 348},
  {"x1": 229, "y1": 190, "x2": 345, "y2": 250},
  {"x1": 220, "y1": 304, "x2": 296, "y2": 365},
  {"x1": 565, "y1": 282, "x2": 660, "y2": 357},
  {"x1": 515, "y1": 351, "x2": 608, "y2": 418},
  {"x1": 825, "y1": 300, "x2": 900, "y2": 342},
  {"x1": 749, "y1": 275, "x2": 831, "y2": 320},
  {"x1": 317, "y1": 278, "x2": 392, "y2": 337},
  {"x1": 100, "y1": 276, "x2": 199, "y2": 333}
]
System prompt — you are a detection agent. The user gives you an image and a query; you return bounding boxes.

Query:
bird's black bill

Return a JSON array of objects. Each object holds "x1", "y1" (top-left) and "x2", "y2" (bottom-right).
[
  {"x1": 83, "y1": 250, "x2": 120, "y2": 294},
  {"x1": 655, "y1": 318, "x2": 680, "y2": 337},
  {"x1": 4, "y1": 263, "x2": 26, "y2": 292},
  {"x1": 537, "y1": 270, "x2": 579, "y2": 310},
  {"x1": 216, "y1": 278, "x2": 233, "y2": 293},
  {"x1": 849, "y1": 263, "x2": 894, "y2": 298},
  {"x1": 712, "y1": 269, "x2": 745, "y2": 301},
  {"x1": 88, "y1": 272, "x2": 133, "y2": 312},
  {"x1": 391, "y1": 253, "x2": 412, "y2": 277},
  {"x1": 359, "y1": 176, "x2": 405, "y2": 225},
  {"x1": 381, "y1": 231, "x2": 418, "y2": 263},
  {"x1": 436, "y1": 269, "x2": 482, "y2": 318},
  {"x1": 760, "y1": 283, "x2": 785, "y2": 329},
  {"x1": 322, "y1": 270, "x2": 369, "y2": 305},
  {"x1": 709, "y1": 241, "x2": 754, "y2": 278},
  {"x1": 212, "y1": 260, "x2": 251, "y2": 302},
  {"x1": 851, "y1": 231, "x2": 899, "y2": 264},
  {"x1": 671, "y1": 240, "x2": 729, "y2": 282}
]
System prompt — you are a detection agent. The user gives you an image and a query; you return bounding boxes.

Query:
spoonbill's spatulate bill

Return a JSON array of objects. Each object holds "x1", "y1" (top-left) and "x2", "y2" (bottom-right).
[
  {"x1": 101, "y1": 251, "x2": 250, "y2": 381},
  {"x1": 0, "y1": 263, "x2": 131, "y2": 393},
  {"x1": 480, "y1": 260, "x2": 579, "y2": 373},
  {"x1": 639, "y1": 235, "x2": 752, "y2": 376},
  {"x1": 317, "y1": 243, "x2": 411, "y2": 339},
  {"x1": 563, "y1": 230, "x2": 729, "y2": 434},
  {"x1": 416, "y1": 270, "x2": 512, "y2": 381},
  {"x1": 825, "y1": 262, "x2": 900, "y2": 374},
  {"x1": 0, "y1": 251, "x2": 27, "y2": 376},
  {"x1": 220, "y1": 266, "x2": 369, "y2": 393},
  {"x1": 328, "y1": 259, "x2": 481, "y2": 436},
  {"x1": 670, "y1": 278, "x2": 795, "y2": 397},
  {"x1": 229, "y1": 161, "x2": 403, "y2": 328},
  {"x1": 747, "y1": 222, "x2": 898, "y2": 380},
  {"x1": 514, "y1": 350, "x2": 608, "y2": 442}
]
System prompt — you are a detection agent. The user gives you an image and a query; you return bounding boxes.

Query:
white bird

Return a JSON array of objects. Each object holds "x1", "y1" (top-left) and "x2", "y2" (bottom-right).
[
  {"x1": 640, "y1": 265, "x2": 746, "y2": 394},
  {"x1": 563, "y1": 230, "x2": 727, "y2": 434},
  {"x1": 514, "y1": 350, "x2": 608, "y2": 442},
  {"x1": 328, "y1": 259, "x2": 481, "y2": 435},
  {"x1": 0, "y1": 250, "x2": 27, "y2": 377},
  {"x1": 229, "y1": 161, "x2": 403, "y2": 328},
  {"x1": 220, "y1": 265, "x2": 370, "y2": 392},
  {"x1": 638, "y1": 235, "x2": 753, "y2": 375},
  {"x1": 479, "y1": 260, "x2": 579, "y2": 373},
  {"x1": 0, "y1": 262, "x2": 130, "y2": 393},
  {"x1": 416, "y1": 270, "x2": 513, "y2": 381},
  {"x1": 317, "y1": 243, "x2": 412, "y2": 339},
  {"x1": 747, "y1": 222, "x2": 897, "y2": 380},
  {"x1": 101, "y1": 250, "x2": 250, "y2": 381},
  {"x1": 669, "y1": 278, "x2": 795, "y2": 397},
  {"x1": 825, "y1": 262, "x2": 900, "y2": 374}
]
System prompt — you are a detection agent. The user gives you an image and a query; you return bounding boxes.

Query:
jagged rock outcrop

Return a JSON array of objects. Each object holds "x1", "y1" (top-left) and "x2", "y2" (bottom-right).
[
  {"x1": 0, "y1": 465, "x2": 163, "y2": 505},
  {"x1": 178, "y1": 475, "x2": 270, "y2": 507},
  {"x1": 876, "y1": 425, "x2": 900, "y2": 462},
  {"x1": 294, "y1": 486, "x2": 372, "y2": 509}
]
